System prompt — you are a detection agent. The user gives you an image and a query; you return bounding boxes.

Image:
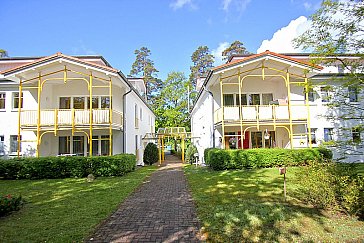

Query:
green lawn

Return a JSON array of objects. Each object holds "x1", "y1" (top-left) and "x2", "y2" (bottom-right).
[
  {"x1": 185, "y1": 165, "x2": 364, "y2": 242},
  {"x1": 0, "y1": 166, "x2": 157, "y2": 242}
]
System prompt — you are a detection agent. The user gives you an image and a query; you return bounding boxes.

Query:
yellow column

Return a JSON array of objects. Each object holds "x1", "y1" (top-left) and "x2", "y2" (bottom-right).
[
  {"x1": 305, "y1": 78, "x2": 312, "y2": 148},
  {"x1": 219, "y1": 74, "x2": 225, "y2": 149},
  {"x1": 89, "y1": 73, "x2": 93, "y2": 157},
  {"x1": 181, "y1": 137, "x2": 185, "y2": 162},
  {"x1": 158, "y1": 137, "x2": 162, "y2": 164},
  {"x1": 162, "y1": 137, "x2": 165, "y2": 161},
  {"x1": 109, "y1": 77, "x2": 113, "y2": 155},
  {"x1": 238, "y1": 68, "x2": 243, "y2": 149},
  {"x1": 286, "y1": 72, "x2": 294, "y2": 149},
  {"x1": 17, "y1": 79, "x2": 22, "y2": 158},
  {"x1": 36, "y1": 73, "x2": 41, "y2": 157}
]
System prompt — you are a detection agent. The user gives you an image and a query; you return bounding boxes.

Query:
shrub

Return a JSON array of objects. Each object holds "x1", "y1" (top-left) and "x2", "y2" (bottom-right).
[
  {"x1": 185, "y1": 144, "x2": 198, "y2": 164},
  {"x1": 143, "y1": 143, "x2": 159, "y2": 165},
  {"x1": 203, "y1": 147, "x2": 332, "y2": 171},
  {"x1": 0, "y1": 154, "x2": 136, "y2": 179},
  {"x1": 296, "y1": 161, "x2": 364, "y2": 219},
  {"x1": 0, "y1": 194, "x2": 22, "y2": 217},
  {"x1": 204, "y1": 148, "x2": 216, "y2": 165}
]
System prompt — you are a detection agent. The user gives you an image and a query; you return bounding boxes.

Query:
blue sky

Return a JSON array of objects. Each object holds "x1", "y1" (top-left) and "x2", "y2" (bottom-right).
[{"x1": 0, "y1": 0, "x2": 321, "y2": 80}]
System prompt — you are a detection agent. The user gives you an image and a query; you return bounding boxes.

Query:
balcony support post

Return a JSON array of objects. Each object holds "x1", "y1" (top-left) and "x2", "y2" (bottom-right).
[
  {"x1": 238, "y1": 68, "x2": 244, "y2": 149},
  {"x1": 286, "y1": 71, "x2": 294, "y2": 149},
  {"x1": 89, "y1": 73, "x2": 93, "y2": 157},
  {"x1": 109, "y1": 77, "x2": 113, "y2": 156},
  {"x1": 219, "y1": 74, "x2": 225, "y2": 149},
  {"x1": 305, "y1": 77, "x2": 312, "y2": 148},
  {"x1": 17, "y1": 79, "x2": 22, "y2": 158},
  {"x1": 36, "y1": 72, "x2": 42, "y2": 157}
]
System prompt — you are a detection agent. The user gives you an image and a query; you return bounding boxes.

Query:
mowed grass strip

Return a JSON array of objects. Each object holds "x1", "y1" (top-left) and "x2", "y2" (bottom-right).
[
  {"x1": 184, "y1": 165, "x2": 364, "y2": 242},
  {"x1": 0, "y1": 166, "x2": 157, "y2": 242}
]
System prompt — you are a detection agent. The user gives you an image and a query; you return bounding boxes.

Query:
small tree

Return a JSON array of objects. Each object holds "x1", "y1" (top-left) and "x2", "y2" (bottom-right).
[
  {"x1": 143, "y1": 142, "x2": 159, "y2": 165},
  {"x1": 185, "y1": 144, "x2": 198, "y2": 164}
]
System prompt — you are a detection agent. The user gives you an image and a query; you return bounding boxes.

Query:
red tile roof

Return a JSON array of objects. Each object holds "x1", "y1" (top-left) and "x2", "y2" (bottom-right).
[
  {"x1": 0, "y1": 52, "x2": 118, "y2": 75},
  {"x1": 213, "y1": 50, "x2": 323, "y2": 71}
]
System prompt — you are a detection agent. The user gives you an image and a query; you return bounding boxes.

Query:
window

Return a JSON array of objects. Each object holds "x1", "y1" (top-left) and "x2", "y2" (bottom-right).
[
  {"x1": 0, "y1": 93, "x2": 5, "y2": 109},
  {"x1": 88, "y1": 97, "x2": 99, "y2": 109},
  {"x1": 320, "y1": 87, "x2": 330, "y2": 103},
  {"x1": 308, "y1": 128, "x2": 317, "y2": 144},
  {"x1": 91, "y1": 136, "x2": 99, "y2": 156},
  {"x1": 10, "y1": 135, "x2": 21, "y2": 153},
  {"x1": 235, "y1": 94, "x2": 247, "y2": 106},
  {"x1": 223, "y1": 94, "x2": 234, "y2": 106},
  {"x1": 352, "y1": 127, "x2": 361, "y2": 143},
  {"x1": 12, "y1": 92, "x2": 23, "y2": 109},
  {"x1": 262, "y1": 93, "x2": 273, "y2": 105},
  {"x1": 251, "y1": 132, "x2": 263, "y2": 148},
  {"x1": 249, "y1": 94, "x2": 260, "y2": 105},
  {"x1": 73, "y1": 136, "x2": 85, "y2": 155},
  {"x1": 0, "y1": 135, "x2": 4, "y2": 155},
  {"x1": 73, "y1": 97, "x2": 85, "y2": 109},
  {"x1": 101, "y1": 135, "x2": 110, "y2": 155},
  {"x1": 338, "y1": 64, "x2": 344, "y2": 73},
  {"x1": 304, "y1": 88, "x2": 315, "y2": 102},
  {"x1": 349, "y1": 86, "x2": 358, "y2": 102},
  {"x1": 59, "y1": 97, "x2": 71, "y2": 109},
  {"x1": 59, "y1": 136, "x2": 70, "y2": 154},
  {"x1": 324, "y1": 128, "x2": 334, "y2": 142},
  {"x1": 100, "y1": 97, "x2": 110, "y2": 108}
]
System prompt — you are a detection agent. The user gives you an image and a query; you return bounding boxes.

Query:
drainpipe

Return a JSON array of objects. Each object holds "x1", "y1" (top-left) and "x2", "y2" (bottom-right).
[
  {"x1": 204, "y1": 87, "x2": 215, "y2": 148},
  {"x1": 122, "y1": 88, "x2": 132, "y2": 153}
]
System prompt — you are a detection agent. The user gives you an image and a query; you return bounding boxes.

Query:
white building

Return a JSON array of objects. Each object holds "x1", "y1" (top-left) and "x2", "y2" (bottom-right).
[
  {"x1": 0, "y1": 53, "x2": 155, "y2": 164},
  {"x1": 191, "y1": 51, "x2": 363, "y2": 162}
]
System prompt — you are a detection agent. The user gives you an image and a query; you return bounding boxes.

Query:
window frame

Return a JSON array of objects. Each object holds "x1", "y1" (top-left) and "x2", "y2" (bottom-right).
[
  {"x1": 324, "y1": 128, "x2": 334, "y2": 142},
  {"x1": 10, "y1": 135, "x2": 21, "y2": 153},
  {"x1": 348, "y1": 86, "x2": 358, "y2": 103},
  {"x1": 12, "y1": 92, "x2": 23, "y2": 110},
  {"x1": 352, "y1": 127, "x2": 361, "y2": 143},
  {"x1": 0, "y1": 92, "x2": 6, "y2": 110}
]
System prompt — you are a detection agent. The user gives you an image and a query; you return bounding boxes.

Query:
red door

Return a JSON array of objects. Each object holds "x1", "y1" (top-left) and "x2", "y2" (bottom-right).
[{"x1": 238, "y1": 131, "x2": 250, "y2": 149}]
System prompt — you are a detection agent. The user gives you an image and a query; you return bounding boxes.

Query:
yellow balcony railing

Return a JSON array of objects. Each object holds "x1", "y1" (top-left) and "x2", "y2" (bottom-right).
[
  {"x1": 214, "y1": 105, "x2": 308, "y2": 123},
  {"x1": 20, "y1": 109, "x2": 123, "y2": 128}
]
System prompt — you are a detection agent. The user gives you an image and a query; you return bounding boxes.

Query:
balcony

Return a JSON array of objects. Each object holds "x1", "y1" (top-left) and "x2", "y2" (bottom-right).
[
  {"x1": 20, "y1": 109, "x2": 123, "y2": 130},
  {"x1": 214, "y1": 105, "x2": 308, "y2": 124}
]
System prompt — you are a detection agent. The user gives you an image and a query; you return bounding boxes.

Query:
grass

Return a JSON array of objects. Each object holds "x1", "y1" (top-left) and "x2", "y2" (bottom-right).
[
  {"x1": 0, "y1": 165, "x2": 157, "y2": 242},
  {"x1": 185, "y1": 165, "x2": 364, "y2": 242}
]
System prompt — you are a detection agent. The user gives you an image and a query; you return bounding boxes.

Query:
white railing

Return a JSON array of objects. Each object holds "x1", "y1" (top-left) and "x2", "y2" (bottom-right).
[
  {"x1": 20, "y1": 109, "x2": 123, "y2": 128},
  {"x1": 214, "y1": 105, "x2": 308, "y2": 123}
]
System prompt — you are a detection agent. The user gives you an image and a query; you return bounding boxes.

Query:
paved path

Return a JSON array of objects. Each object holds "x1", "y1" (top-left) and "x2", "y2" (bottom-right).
[{"x1": 86, "y1": 155, "x2": 202, "y2": 243}]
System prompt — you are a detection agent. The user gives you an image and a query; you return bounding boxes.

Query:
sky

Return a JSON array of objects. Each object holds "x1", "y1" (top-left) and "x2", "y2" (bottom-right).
[{"x1": 0, "y1": 0, "x2": 321, "y2": 80}]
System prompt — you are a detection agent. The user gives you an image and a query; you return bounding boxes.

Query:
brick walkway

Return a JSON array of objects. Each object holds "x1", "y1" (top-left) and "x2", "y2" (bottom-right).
[{"x1": 86, "y1": 155, "x2": 202, "y2": 243}]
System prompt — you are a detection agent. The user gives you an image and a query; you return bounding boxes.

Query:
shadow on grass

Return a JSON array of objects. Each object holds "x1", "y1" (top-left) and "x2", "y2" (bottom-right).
[{"x1": 184, "y1": 165, "x2": 363, "y2": 242}]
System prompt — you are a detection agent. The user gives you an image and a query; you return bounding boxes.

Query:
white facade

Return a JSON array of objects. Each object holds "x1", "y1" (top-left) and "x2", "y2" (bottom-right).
[
  {"x1": 0, "y1": 53, "x2": 155, "y2": 164},
  {"x1": 191, "y1": 51, "x2": 364, "y2": 163}
]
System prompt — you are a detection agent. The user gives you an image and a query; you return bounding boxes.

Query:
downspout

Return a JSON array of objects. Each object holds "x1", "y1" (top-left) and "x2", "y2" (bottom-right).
[
  {"x1": 122, "y1": 88, "x2": 132, "y2": 153},
  {"x1": 203, "y1": 87, "x2": 215, "y2": 148}
]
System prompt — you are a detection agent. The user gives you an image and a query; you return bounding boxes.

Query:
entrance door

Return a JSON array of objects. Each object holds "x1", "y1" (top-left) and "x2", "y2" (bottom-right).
[{"x1": 238, "y1": 131, "x2": 250, "y2": 149}]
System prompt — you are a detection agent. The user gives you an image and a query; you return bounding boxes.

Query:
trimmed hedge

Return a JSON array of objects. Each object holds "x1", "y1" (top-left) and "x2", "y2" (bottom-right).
[
  {"x1": 143, "y1": 143, "x2": 159, "y2": 165},
  {"x1": 204, "y1": 148, "x2": 333, "y2": 170},
  {"x1": 0, "y1": 154, "x2": 136, "y2": 179}
]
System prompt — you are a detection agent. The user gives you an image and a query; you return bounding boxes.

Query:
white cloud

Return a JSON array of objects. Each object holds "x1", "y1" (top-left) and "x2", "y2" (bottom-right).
[
  {"x1": 170, "y1": 0, "x2": 197, "y2": 10},
  {"x1": 257, "y1": 16, "x2": 311, "y2": 54},
  {"x1": 303, "y1": 2, "x2": 312, "y2": 10},
  {"x1": 222, "y1": 0, "x2": 251, "y2": 13},
  {"x1": 212, "y1": 42, "x2": 230, "y2": 65}
]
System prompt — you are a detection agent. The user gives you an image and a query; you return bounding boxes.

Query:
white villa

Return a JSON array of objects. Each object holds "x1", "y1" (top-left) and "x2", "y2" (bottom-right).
[
  {"x1": 191, "y1": 51, "x2": 364, "y2": 162},
  {"x1": 0, "y1": 53, "x2": 155, "y2": 164}
]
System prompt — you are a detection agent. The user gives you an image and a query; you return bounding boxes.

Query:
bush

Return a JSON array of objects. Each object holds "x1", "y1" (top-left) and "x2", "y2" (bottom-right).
[
  {"x1": 296, "y1": 161, "x2": 364, "y2": 219},
  {"x1": 143, "y1": 143, "x2": 159, "y2": 165},
  {"x1": 185, "y1": 144, "x2": 198, "y2": 164},
  {"x1": 204, "y1": 148, "x2": 332, "y2": 171},
  {"x1": 0, "y1": 154, "x2": 136, "y2": 179},
  {"x1": 0, "y1": 194, "x2": 22, "y2": 217}
]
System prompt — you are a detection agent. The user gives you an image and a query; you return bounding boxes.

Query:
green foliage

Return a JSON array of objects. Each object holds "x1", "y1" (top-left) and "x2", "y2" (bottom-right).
[
  {"x1": 130, "y1": 46, "x2": 160, "y2": 103},
  {"x1": 221, "y1": 40, "x2": 251, "y2": 61},
  {"x1": 0, "y1": 154, "x2": 136, "y2": 179},
  {"x1": 189, "y1": 45, "x2": 214, "y2": 89},
  {"x1": 204, "y1": 148, "x2": 332, "y2": 170},
  {"x1": 155, "y1": 71, "x2": 190, "y2": 130},
  {"x1": 296, "y1": 161, "x2": 364, "y2": 219},
  {"x1": 0, "y1": 194, "x2": 22, "y2": 217},
  {"x1": 0, "y1": 49, "x2": 8, "y2": 58},
  {"x1": 185, "y1": 144, "x2": 198, "y2": 164},
  {"x1": 143, "y1": 143, "x2": 159, "y2": 165}
]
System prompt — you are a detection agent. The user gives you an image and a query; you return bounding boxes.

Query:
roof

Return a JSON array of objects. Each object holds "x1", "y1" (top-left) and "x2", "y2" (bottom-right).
[
  {"x1": 0, "y1": 52, "x2": 118, "y2": 75},
  {"x1": 214, "y1": 50, "x2": 323, "y2": 71}
]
